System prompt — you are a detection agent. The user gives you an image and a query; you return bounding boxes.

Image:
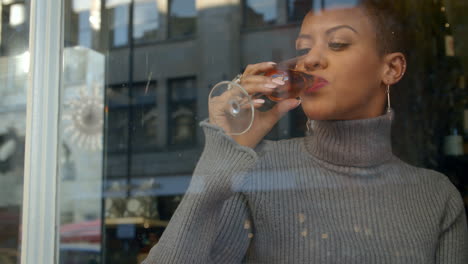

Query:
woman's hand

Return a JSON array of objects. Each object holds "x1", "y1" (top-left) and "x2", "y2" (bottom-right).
[{"x1": 209, "y1": 62, "x2": 301, "y2": 148}]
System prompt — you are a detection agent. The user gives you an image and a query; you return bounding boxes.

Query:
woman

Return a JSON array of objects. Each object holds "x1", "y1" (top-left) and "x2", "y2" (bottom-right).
[{"x1": 143, "y1": 1, "x2": 468, "y2": 263}]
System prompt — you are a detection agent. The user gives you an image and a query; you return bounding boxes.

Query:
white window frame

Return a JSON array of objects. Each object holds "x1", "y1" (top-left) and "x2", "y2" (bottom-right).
[{"x1": 20, "y1": 0, "x2": 63, "y2": 263}]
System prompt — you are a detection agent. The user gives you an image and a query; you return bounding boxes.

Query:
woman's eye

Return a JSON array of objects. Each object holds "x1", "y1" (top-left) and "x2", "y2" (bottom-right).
[
  {"x1": 328, "y1": 42, "x2": 350, "y2": 50},
  {"x1": 295, "y1": 48, "x2": 311, "y2": 57}
]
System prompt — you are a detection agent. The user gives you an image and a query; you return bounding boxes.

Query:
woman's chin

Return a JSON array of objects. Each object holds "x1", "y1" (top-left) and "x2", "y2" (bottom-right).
[{"x1": 301, "y1": 102, "x2": 338, "y2": 121}]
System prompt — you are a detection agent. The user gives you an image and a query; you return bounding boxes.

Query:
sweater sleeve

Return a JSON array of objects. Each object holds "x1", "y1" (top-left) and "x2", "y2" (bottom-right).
[
  {"x1": 142, "y1": 121, "x2": 258, "y2": 264},
  {"x1": 435, "y1": 182, "x2": 468, "y2": 264},
  {"x1": 210, "y1": 192, "x2": 253, "y2": 263}
]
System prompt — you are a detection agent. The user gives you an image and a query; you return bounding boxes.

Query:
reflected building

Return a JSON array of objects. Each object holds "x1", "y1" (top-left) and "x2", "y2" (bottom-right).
[
  {"x1": 60, "y1": 0, "x2": 468, "y2": 261},
  {"x1": 62, "y1": 0, "x2": 311, "y2": 262}
]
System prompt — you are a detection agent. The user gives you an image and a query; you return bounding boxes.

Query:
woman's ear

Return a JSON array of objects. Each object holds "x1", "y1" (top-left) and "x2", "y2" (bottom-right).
[{"x1": 382, "y1": 52, "x2": 406, "y2": 85}]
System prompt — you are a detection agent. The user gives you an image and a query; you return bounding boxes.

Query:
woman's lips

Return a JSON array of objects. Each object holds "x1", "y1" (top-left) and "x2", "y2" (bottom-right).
[{"x1": 304, "y1": 76, "x2": 328, "y2": 94}]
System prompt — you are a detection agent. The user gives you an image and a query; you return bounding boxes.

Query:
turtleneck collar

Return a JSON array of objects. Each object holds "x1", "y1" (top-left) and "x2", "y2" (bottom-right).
[{"x1": 304, "y1": 110, "x2": 394, "y2": 167}]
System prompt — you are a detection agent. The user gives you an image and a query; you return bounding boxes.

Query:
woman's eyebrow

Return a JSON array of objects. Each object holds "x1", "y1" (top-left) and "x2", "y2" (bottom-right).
[
  {"x1": 296, "y1": 25, "x2": 358, "y2": 41},
  {"x1": 325, "y1": 25, "x2": 358, "y2": 35}
]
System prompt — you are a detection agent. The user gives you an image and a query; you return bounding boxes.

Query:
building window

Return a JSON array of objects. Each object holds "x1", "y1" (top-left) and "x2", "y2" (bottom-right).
[
  {"x1": 0, "y1": 1, "x2": 29, "y2": 55},
  {"x1": 106, "y1": 84, "x2": 130, "y2": 152},
  {"x1": 244, "y1": 0, "x2": 278, "y2": 28},
  {"x1": 287, "y1": 0, "x2": 312, "y2": 23},
  {"x1": 106, "y1": 81, "x2": 159, "y2": 152},
  {"x1": 131, "y1": 81, "x2": 159, "y2": 151},
  {"x1": 168, "y1": 0, "x2": 196, "y2": 38},
  {"x1": 77, "y1": 10, "x2": 93, "y2": 48},
  {"x1": 133, "y1": 0, "x2": 160, "y2": 44},
  {"x1": 65, "y1": 0, "x2": 101, "y2": 48},
  {"x1": 168, "y1": 77, "x2": 197, "y2": 148},
  {"x1": 107, "y1": 1, "x2": 130, "y2": 47}
]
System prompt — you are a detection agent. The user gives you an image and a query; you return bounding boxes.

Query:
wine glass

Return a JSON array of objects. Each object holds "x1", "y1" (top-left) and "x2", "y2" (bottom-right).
[
  {"x1": 208, "y1": 80, "x2": 255, "y2": 135},
  {"x1": 208, "y1": 58, "x2": 315, "y2": 135}
]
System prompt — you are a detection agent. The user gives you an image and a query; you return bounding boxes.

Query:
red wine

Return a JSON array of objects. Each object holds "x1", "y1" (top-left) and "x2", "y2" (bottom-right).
[{"x1": 265, "y1": 69, "x2": 315, "y2": 102}]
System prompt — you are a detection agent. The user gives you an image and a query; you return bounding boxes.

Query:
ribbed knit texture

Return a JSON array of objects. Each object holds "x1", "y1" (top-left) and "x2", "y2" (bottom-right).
[{"x1": 143, "y1": 111, "x2": 468, "y2": 264}]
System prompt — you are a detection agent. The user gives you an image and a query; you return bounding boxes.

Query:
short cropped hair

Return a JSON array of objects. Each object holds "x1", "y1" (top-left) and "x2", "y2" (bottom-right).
[
  {"x1": 313, "y1": 0, "x2": 408, "y2": 57},
  {"x1": 359, "y1": 0, "x2": 408, "y2": 57}
]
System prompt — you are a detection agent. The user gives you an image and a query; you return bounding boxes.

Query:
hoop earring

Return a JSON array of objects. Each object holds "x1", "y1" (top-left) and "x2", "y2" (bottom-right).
[{"x1": 386, "y1": 85, "x2": 392, "y2": 113}]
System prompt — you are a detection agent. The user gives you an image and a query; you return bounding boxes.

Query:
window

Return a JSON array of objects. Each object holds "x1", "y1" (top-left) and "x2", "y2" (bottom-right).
[
  {"x1": 287, "y1": 0, "x2": 312, "y2": 23},
  {"x1": 168, "y1": 0, "x2": 196, "y2": 38},
  {"x1": 106, "y1": 84, "x2": 130, "y2": 153},
  {"x1": 131, "y1": 81, "x2": 159, "y2": 151},
  {"x1": 64, "y1": 0, "x2": 101, "y2": 49},
  {"x1": 167, "y1": 77, "x2": 197, "y2": 148},
  {"x1": 0, "y1": 2, "x2": 29, "y2": 263},
  {"x1": 107, "y1": 2, "x2": 130, "y2": 47},
  {"x1": 106, "y1": 81, "x2": 159, "y2": 153},
  {"x1": 133, "y1": 0, "x2": 160, "y2": 43},
  {"x1": 244, "y1": 0, "x2": 278, "y2": 28},
  {"x1": 78, "y1": 10, "x2": 93, "y2": 47},
  {"x1": 18, "y1": 0, "x2": 468, "y2": 263},
  {"x1": 0, "y1": 1, "x2": 29, "y2": 55}
]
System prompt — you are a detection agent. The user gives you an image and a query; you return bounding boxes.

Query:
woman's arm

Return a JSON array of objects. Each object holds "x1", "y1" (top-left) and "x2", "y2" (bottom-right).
[
  {"x1": 435, "y1": 190, "x2": 468, "y2": 264},
  {"x1": 142, "y1": 122, "x2": 258, "y2": 264},
  {"x1": 210, "y1": 192, "x2": 253, "y2": 263}
]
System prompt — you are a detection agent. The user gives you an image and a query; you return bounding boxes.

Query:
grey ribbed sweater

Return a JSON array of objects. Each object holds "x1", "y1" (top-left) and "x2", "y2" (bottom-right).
[{"x1": 143, "y1": 111, "x2": 468, "y2": 263}]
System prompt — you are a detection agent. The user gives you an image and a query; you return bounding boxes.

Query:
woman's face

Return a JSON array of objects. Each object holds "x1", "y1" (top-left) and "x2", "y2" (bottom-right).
[{"x1": 295, "y1": 7, "x2": 387, "y2": 120}]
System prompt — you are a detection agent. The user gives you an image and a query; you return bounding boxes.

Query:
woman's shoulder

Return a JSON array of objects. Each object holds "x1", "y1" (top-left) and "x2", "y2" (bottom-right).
[{"x1": 391, "y1": 157, "x2": 462, "y2": 201}]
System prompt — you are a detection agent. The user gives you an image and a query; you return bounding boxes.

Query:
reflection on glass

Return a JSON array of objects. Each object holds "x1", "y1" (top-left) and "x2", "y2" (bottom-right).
[
  {"x1": 56, "y1": 0, "x2": 468, "y2": 263},
  {"x1": 106, "y1": 85, "x2": 130, "y2": 153},
  {"x1": 168, "y1": 77, "x2": 197, "y2": 147},
  {"x1": 108, "y1": 3, "x2": 130, "y2": 47},
  {"x1": 9, "y1": 3, "x2": 25, "y2": 26},
  {"x1": 133, "y1": 0, "x2": 159, "y2": 43},
  {"x1": 287, "y1": 0, "x2": 311, "y2": 22},
  {"x1": 0, "y1": 0, "x2": 29, "y2": 56},
  {"x1": 244, "y1": 0, "x2": 277, "y2": 28},
  {"x1": 168, "y1": 0, "x2": 196, "y2": 38},
  {"x1": 78, "y1": 11, "x2": 93, "y2": 48},
  {"x1": 59, "y1": 46, "x2": 105, "y2": 264},
  {"x1": 0, "y1": 1, "x2": 29, "y2": 263},
  {"x1": 131, "y1": 82, "x2": 159, "y2": 151},
  {"x1": 65, "y1": 0, "x2": 101, "y2": 49}
]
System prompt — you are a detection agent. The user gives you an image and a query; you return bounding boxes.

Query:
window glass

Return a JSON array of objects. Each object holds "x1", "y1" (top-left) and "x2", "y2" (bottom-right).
[
  {"x1": 244, "y1": 0, "x2": 278, "y2": 28},
  {"x1": 168, "y1": 77, "x2": 197, "y2": 147},
  {"x1": 106, "y1": 84, "x2": 130, "y2": 153},
  {"x1": 60, "y1": 46, "x2": 105, "y2": 264},
  {"x1": 108, "y1": 3, "x2": 130, "y2": 47},
  {"x1": 64, "y1": 0, "x2": 101, "y2": 49},
  {"x1": 58, "y1": 0, "x2": 468, "y2": 264},
  {"x1": 78, "y1": 11, "x2": 93, "y2": 47},
  {"x1": 0, "y1": 1, "x2": 29, "y2": 263},
  {"x1": 287, "y1": 0, "x2": 312, "y2": 23},
  {"x1": 131, "y1": 82, "x2": 159, "y2": 151},
  {"x1": 0, "y1": 1, "x2": 28, "y2": 55},
  {"x1": 133, "y1": 0, "x2": 159, "y2": 43},
  {"x1": 168, "y1": 0, "x2": 196, "y2": 38}
]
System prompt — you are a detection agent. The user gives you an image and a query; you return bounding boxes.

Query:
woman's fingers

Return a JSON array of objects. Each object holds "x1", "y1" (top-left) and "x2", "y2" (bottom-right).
[
  {"x1": 243, "y1": 61, "x2": 277, "y2": 76},
  {"x1": 252, "y1": 98, "x2": 265, "y2": 109},
  {"x1": 240, "y1": 75, "x2": 285, "y2": 95}
]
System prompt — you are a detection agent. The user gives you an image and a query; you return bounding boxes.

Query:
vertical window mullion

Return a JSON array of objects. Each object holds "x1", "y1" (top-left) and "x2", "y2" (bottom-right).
[{"x1": 20, "y1": 0, "x2": 63, "y2": 263}]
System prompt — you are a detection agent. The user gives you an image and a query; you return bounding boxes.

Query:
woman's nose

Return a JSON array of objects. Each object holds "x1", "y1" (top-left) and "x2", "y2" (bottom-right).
[{"x1": 302, "y1": 49, "x2": 328, "y2": 71}]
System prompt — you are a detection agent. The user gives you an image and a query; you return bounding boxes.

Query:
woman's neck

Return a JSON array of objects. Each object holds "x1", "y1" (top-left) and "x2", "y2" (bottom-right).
[{"x1": 304, "y1": 110, "x2": 394, "y2": 167}]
